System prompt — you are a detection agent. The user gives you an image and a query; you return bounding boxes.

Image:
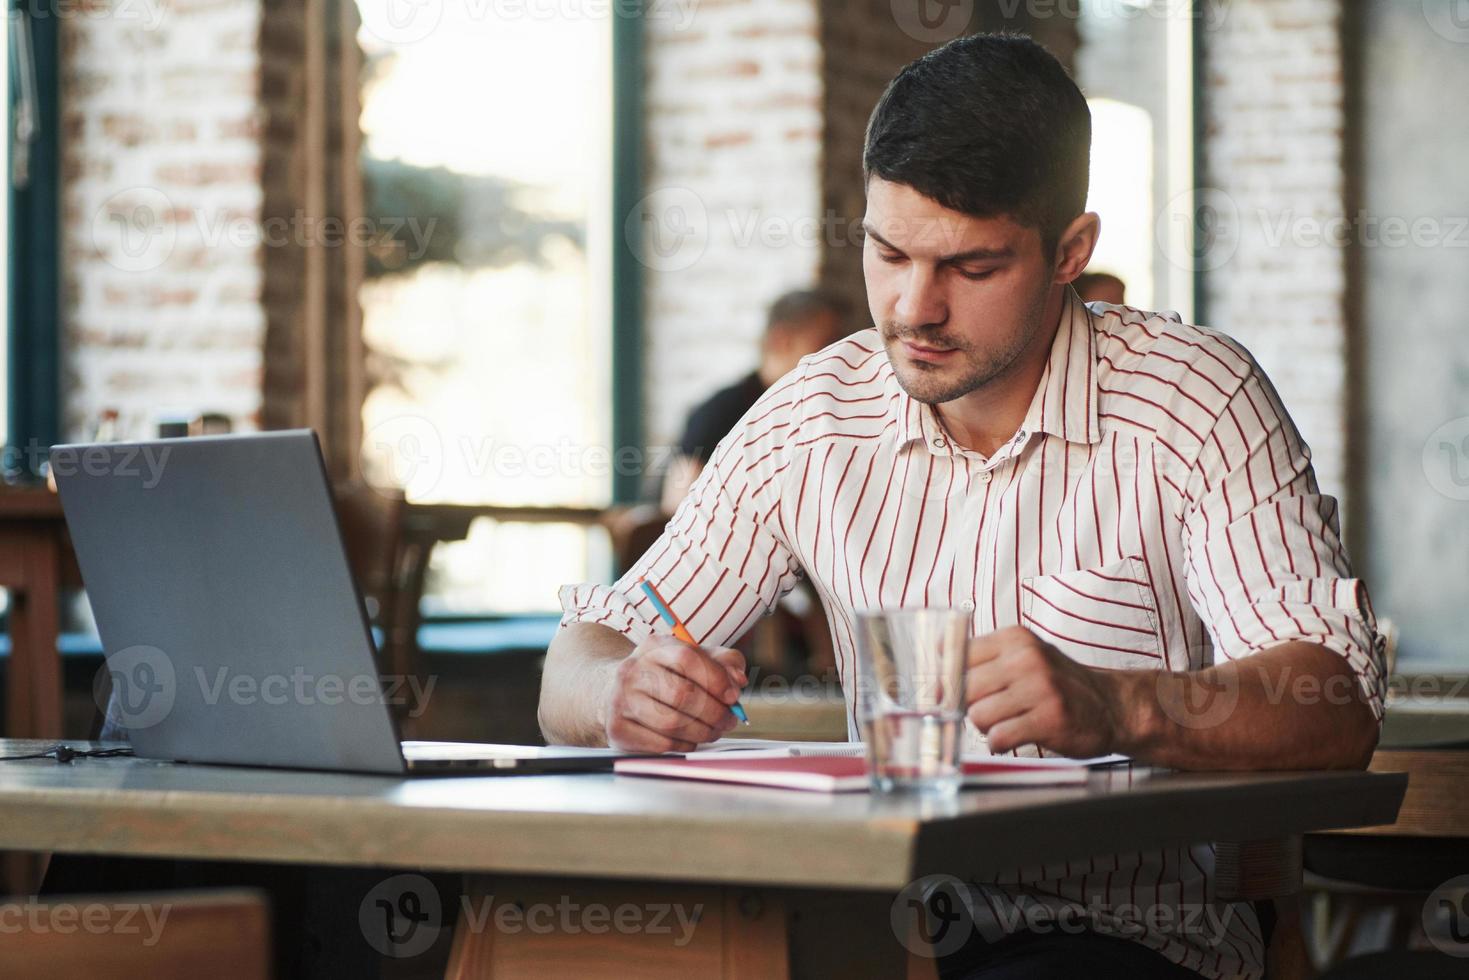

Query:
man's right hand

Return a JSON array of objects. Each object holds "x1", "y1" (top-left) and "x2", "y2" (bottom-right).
[{"x1": 603, "y1": 636, "x2": 747, "y2": 753}]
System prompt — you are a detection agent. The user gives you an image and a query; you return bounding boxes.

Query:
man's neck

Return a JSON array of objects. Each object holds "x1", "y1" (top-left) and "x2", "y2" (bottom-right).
[{"x1": 934, "y1": 287, "x2": 1065, "y2": 459}]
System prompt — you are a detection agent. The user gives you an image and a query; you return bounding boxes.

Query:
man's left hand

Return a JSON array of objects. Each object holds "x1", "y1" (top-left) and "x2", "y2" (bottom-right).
[{"x1": 963, "y1": 626, "x2": 1126, "y2": 757}]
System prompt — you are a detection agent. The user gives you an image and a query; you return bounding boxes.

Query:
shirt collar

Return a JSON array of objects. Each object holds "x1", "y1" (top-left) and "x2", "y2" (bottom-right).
[{"x1": 890, "y1": 284, "x2": 1101, "y2": 453}]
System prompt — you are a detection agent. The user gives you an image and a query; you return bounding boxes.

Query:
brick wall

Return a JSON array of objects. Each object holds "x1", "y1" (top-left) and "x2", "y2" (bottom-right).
[
  {"x1": 638, "y1": 0, "x2": 825, "y2": 450},
  {"x1": 1199, "y1": 0, "x2": 1349, "y2": 500},
  {"x1": 61, "y1": 1, "x2": 267, "y2": 441},
  {"x1": 640, "y1": 3, "x2": 1077, "y2": 448}
]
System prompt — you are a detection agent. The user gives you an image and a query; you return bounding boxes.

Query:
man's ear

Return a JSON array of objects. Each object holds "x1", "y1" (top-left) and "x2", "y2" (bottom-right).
[{"x1": 1052, "y1": 212, "x2": 1102, "y2": 284}]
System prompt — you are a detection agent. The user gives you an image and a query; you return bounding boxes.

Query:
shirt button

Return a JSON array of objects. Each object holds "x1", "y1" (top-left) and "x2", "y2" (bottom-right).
[
  {"x1": 960, "y1": 599, "x2": 976, "y2": 612},
  {"x1": 932, "y1": 437, "x2": 946, "y2": 449},
  {"x1": 978, "y1": 470, "x2": 992, "y2": 483}
]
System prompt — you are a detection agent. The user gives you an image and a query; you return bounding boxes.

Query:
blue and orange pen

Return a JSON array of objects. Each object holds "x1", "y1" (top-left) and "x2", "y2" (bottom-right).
[{"x1": 637, "y1": 579, "x2": 750, "y2": 726}]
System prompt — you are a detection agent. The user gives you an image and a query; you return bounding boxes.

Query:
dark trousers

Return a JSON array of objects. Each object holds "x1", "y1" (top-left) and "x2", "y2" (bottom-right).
[{"x1": 939, "y1": 928, "x2": 1210, "y2": 980}]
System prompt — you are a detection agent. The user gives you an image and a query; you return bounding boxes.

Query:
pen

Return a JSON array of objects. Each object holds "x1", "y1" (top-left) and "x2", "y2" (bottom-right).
[{"x1": 637, "y1": 579, "x2": 750, "y2": 726}]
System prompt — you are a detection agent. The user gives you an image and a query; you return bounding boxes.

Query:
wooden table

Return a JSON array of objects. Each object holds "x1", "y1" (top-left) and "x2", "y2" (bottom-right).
[
  {"x1": 0, "y1": 489, "x2": 74, "y2": 739},
  {"x1": 0, "y1": 740, "x2": 1406, "y2": 977}
]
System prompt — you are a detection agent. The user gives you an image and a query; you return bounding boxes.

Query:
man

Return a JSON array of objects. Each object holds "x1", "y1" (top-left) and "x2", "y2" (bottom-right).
[
  {"x1": 542, "y1": 34, "x2": 1382, "y2": 980},
  {"x1": 660, "y1": 289, "x2": 847, "y2": 513},
  {"x1": 1074, "y1": 270, "x2": 1126, "y2": 305}
]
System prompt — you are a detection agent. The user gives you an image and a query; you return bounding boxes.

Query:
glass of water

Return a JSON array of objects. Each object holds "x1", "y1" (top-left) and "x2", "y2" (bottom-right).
[{"x1": 855, "y1": 609, "x2": 970, "y2": 796}]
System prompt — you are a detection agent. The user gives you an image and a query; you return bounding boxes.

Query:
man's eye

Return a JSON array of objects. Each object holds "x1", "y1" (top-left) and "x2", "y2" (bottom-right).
[
  {"x1": 879, "y1": 250, "x2": 906, "y2": 264},
  {"x1": 958, "y1": 268, "x2": 996, "y2": 281}
]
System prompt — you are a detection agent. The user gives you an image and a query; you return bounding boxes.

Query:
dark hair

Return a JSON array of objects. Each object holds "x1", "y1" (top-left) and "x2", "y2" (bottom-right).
[
  {"x1": 765, "y1": 289, "x2": 848, "y2": 333},
  {"x1": 863, "y1": 33, "x2": 1091, "y2": 256}
]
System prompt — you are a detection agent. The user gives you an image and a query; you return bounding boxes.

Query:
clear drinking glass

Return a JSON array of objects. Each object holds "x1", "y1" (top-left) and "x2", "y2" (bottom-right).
[{"x1": 855, "y1": 609, "x2": 970, "y2": 796}]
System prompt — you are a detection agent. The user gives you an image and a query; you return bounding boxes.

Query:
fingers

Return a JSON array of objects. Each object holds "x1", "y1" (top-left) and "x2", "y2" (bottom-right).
[
  {"x1": 627, "y1": 662, "x2": 738, "y2": 738},
  {"x1": 606, "y1": 714, "x2": 700, "y2": 754},
  {"x1": 964, "y1": 628, "x2": 1052, "y2": 704},
  {"x1": 708, "y1": 647, "x2": 748, "y2": 688},
  {"x1": 966, "y1": 682, "x2": 1032, "y2": 733},
  {"x1": 984, "y1": 710, "x2": 1041, "y2": 756},
  {"x1": 604, "y1": 638, "x2": 745, "y2": 752},
  {"x1": 647, "y1": 639, "x2": 743, "y2": 706}
]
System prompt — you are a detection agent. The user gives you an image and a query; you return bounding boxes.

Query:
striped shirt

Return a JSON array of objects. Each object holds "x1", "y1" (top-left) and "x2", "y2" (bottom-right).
[{"x1": 560, "y1": 285, "x2": 1384, "y2": 980}]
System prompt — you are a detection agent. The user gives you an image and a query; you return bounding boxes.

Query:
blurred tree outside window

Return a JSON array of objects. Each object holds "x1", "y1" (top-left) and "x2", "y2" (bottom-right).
[{"x1": 355, "y1": 4, "x2": 614, "y2": 615}]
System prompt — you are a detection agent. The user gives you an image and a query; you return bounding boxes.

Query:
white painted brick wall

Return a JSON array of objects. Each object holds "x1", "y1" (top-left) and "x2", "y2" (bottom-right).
[
  {"x1": 1201, "y1": 0, "x2": 1348, "y2": 500},
  {"x1": 61, "y1": 1, "x2": 265, "y2": 442},
  {"x1": 640, "y1": 0, "x2": 824, "y2": 449}
]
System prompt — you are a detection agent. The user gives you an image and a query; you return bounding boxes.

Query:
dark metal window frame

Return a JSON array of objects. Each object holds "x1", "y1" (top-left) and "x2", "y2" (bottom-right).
[{"x1": 7, "y1": 2, "x2": 60, "y2": 478}]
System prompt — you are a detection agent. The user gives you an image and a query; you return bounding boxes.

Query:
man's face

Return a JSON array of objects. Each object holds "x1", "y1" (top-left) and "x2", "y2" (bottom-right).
[{"x1": 862, "y1": 179, "x2": 1055, "y2": 406}]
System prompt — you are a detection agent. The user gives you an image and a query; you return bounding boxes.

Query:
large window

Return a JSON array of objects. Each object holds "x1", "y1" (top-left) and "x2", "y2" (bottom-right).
[
  {"x1": 1073, "y1": 0, "x2": 1197, "y2": 319},
  {"x1": 354, "y1": 3, "x2": 614, "y2": 614}
]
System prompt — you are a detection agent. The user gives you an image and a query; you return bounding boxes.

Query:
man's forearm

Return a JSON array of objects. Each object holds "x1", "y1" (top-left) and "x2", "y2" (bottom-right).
[
  {"x1": 1108, "y1": 642, "x2": 1379, "y2": 771},
  {"x1": 538, "y1": 622, "x2": 635, "y2": 747}
]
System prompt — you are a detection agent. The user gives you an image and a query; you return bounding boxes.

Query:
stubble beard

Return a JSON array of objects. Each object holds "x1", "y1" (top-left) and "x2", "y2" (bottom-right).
[{"x1": 881, "y1": 291, "x2": 1050, "y2": 406}]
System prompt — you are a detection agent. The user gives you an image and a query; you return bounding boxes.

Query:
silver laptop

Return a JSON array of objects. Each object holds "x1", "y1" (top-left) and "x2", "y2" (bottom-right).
[{"x1": 50, "y1": 430, "x2": 634, "y2": 776}]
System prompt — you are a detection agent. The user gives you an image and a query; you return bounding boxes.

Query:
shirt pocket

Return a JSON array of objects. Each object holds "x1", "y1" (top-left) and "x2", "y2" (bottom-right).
[{"x1": 1020, "y1": 556, "x2": 1164, "y2": 669}]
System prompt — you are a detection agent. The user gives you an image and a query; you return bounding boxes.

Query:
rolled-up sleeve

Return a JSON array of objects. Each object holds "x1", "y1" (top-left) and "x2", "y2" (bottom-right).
[
  {"x1": 1181, "y1": 367, "x2": 1386, "y2": 721},
  {"x1": 559, "y1": 372, "x2": 807, "y2": 649}
]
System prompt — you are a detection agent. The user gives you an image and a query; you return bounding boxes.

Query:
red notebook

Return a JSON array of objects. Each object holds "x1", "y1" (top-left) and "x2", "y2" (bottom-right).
[{"x1": 613, "y1": 755, "x2": 1089, "y2": 793}]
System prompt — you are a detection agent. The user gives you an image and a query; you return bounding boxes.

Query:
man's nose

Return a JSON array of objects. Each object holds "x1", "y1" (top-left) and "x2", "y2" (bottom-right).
[{"x1": 894, "y1": 264, "x2": 946, "y2": 329}]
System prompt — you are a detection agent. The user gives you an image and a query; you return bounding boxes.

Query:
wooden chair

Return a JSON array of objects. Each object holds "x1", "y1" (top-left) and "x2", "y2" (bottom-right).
[{"x1": 0, "y1": 889, "x2": 271, "y2": 980}]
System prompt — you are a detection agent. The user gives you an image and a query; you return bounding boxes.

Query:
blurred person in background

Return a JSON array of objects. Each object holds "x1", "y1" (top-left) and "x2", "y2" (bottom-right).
[
  {"x1": 1073, "y1": 270, "x2": 1126, "y2": 305},
  {"x1": 660, "y1": 289, "x2": 848, "y2": 513}
]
